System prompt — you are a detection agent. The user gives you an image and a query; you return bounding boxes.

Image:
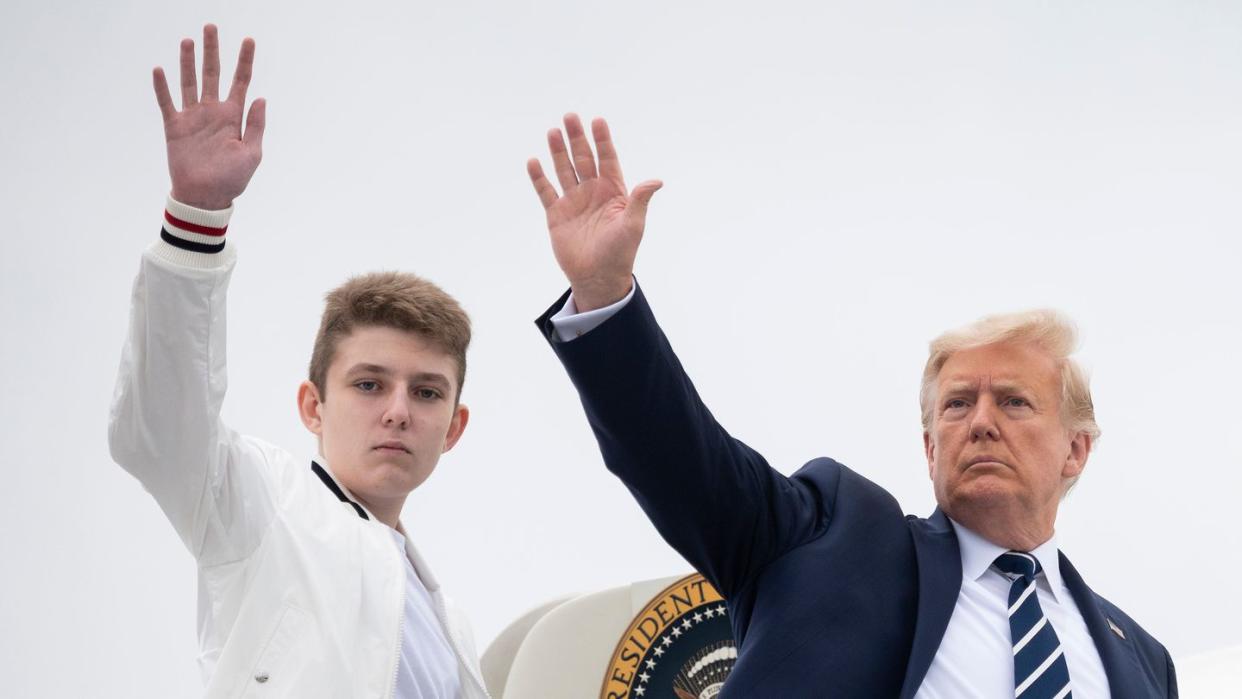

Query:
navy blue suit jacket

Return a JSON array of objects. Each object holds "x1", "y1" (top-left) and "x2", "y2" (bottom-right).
[{"x1": 538, "y1": 285, "x2": 1176, "y2": 698}]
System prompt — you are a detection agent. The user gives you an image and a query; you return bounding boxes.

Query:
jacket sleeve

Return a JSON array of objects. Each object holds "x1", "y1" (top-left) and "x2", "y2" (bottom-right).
[
  {"x1": 535, "y1": 284, "x2": 834, "y2": 598},
  {"x1": 108, "y1": 206, "x2": 277, "y2": 567},
  {"x1": 1165, "y1": 648, "x2": 1178, "y2": 698}
]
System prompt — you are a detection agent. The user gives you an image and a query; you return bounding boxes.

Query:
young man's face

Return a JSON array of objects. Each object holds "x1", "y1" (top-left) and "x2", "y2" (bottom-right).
[{"x1": 298, "y1": 325, "x2": 468, "y2": 519}]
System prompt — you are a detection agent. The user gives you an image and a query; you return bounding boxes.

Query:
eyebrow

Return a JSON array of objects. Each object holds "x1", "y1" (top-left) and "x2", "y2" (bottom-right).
[
  {"x1": 345, "y1": 363, "x2": 392, "y2": 378},
  {"x1": 410, "y1": 372, "x2": 452, "y2": 389},
  {"x1": 939, "y1": 380, "x2": 978, "y2": 395},
  {"x1": 343, "y1": 364, "x2": 452, "y2": 388}
]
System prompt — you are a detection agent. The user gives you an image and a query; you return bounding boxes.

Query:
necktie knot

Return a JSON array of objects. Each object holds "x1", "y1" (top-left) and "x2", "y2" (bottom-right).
[{"x1": 993, "y1": 550, "x2": 1041, "y2": 582}]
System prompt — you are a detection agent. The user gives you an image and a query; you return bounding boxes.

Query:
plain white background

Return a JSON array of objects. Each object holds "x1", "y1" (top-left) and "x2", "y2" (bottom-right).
[{"x1": 1, "y1": 1, "x2": 1238, "y2": 695}]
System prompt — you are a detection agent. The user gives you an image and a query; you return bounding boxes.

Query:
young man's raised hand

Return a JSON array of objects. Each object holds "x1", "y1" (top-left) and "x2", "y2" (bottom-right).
[
  {"x1": 527, "y1": 114, "x2": 662, "y2": 312},
  {"x1": 153, "y1": 24, "x2": 265, "y2": 211}
]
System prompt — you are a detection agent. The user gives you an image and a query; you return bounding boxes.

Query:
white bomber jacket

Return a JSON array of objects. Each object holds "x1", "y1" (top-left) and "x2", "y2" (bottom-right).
[{"x1": 108, "y1": 199, "x2": 490, "y2": 698}]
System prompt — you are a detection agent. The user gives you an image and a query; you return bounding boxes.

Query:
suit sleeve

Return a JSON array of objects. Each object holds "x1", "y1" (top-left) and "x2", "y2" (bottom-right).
[
  {"x1": 108, "y1": 209, "x2": 277, "y2": 567},
  {"x1": 536, "y1": 283, "x2": 833, "y2": 597},
  {"x1": 1165, "y1": 648, "x2": 1178, "y2": 698}
]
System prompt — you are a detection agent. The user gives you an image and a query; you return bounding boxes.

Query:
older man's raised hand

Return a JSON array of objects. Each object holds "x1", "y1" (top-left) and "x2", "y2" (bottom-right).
[
  {"x1": 527, "y1": 115, "x2": 662, "y2": 311},
  {"x1": 153, "y1": 24, "x2": 265, "y2": 211}
]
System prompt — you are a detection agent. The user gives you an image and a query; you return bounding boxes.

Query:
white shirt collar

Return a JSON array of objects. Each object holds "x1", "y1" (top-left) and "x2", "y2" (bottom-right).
[{"x1": 949, "y1": 517, "x2": 1065, "y2": 602}]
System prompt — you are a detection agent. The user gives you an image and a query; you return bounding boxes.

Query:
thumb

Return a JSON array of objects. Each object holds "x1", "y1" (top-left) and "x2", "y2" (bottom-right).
[
  {"x1": 627, "y1": 179, "x2": 663, "y2": 221},
  {"x1": 243, "y1": 98, "x2": 267, "y2": 149}
]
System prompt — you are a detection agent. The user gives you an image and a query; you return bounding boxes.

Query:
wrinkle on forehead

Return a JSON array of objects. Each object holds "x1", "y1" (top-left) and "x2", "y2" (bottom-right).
[
  {"x1": 939, "y1": 377, "x2": 1038, "y2": 394},
  {"x1": 935, "y1": 343, "x2": 1061, "y2": 397}
]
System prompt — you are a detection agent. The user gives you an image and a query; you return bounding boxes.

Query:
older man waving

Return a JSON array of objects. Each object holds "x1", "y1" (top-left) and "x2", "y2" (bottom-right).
[{"x1": 527, "y1": 114, "x2": 1176, "y2": 698}]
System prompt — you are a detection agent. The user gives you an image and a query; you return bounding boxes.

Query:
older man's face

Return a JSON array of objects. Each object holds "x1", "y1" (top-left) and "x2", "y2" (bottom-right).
[{"x1": 923, "y1": 342, "x2": 1090, "y2": 538}]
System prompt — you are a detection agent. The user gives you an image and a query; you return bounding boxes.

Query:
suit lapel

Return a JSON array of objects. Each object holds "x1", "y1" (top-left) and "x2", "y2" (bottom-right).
[
  {"x1": 894, "y1": 523, "x2": 1154, "y2": 698},
  {"x1": 899, "y1": 510, "x2": 962, "y2": 699},
  {"x1": 1059, "y1": 552, "x2": 1148, "y2": 698}
]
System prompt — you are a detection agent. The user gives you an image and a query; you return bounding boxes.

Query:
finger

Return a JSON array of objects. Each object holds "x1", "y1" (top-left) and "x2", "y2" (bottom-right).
[
  {"x1": 243, "y1": 97, "x2": 266, "y2": 148},
  {"x1": 201, "y1": 24, "x2": 221, "y2": 101},
  {"x1": 547, "y1": 128, "x2": 578, "y2": 191},
  {"x1": 526, "y1": 159, "x2": 559, "y2": 209},
  {"x1": 592, "y1": 117, "x2": 624, "y2": 182},
  {"x1": 152, "y1": 67, "x2": 176, "y2": 122},
  {"x1": 626, "y1": 179, "x2": 664, "y2": 223},
  {"x1": 227, "y1": 38, "x2": 256, "y2": 105},
  {"x1": 563, "y1": 113, "x2": 598, "y2": 180},
  {"x1": 179, "y1": 38, "x2": 198, "y2": 108}
]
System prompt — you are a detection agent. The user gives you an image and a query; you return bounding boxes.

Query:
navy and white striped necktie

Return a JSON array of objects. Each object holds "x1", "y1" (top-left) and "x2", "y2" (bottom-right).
[{"x1": 993, "y1": 551, "x2": 1073, "y2": 699}]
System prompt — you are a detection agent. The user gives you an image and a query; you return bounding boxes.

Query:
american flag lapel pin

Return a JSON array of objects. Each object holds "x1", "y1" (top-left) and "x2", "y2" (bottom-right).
[{"x1": 1106, "y1": 617, "x2": 1126, "y2": 640}]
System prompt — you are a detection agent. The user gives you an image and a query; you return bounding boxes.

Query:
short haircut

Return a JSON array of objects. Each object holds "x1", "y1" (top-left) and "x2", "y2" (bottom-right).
[
  {"x1": 309, "y1": 271, "x2": 471, "y2": 401},
  {"x1": 919, "y1": 309, "x2": 1101, "y2": 447}
]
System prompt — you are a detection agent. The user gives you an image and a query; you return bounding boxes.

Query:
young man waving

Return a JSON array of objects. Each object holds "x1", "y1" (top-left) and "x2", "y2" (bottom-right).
[{"x1": 109, "y1": 25, "x2": 489, "y2": 698}]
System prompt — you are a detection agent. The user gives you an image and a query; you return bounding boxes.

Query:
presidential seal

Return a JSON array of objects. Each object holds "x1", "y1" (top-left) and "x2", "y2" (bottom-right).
[{"x1": 599, "y1": 573, "x2": 737, "y2": 699}]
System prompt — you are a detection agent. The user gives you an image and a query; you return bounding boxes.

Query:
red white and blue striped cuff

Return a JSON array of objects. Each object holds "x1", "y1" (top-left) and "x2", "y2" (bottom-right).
[{"x1": 160, "y1": 196, "x2": 233, "y2": 254}]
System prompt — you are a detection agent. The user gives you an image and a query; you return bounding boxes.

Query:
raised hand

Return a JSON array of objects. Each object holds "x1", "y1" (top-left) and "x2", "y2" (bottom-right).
[
  {"x1": 153, "y1": 24, "x2": 265, "y2": 211},
  {"x1": 527, "y1": 115, "x2": 662, "y2": 311}
]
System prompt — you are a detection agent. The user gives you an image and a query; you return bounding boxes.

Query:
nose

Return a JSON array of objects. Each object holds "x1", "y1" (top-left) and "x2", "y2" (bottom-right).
[
  {"x1": 381, "y1": 391, "x2": 410, "y2": 429},
  {"x1": 969, "y1": 398, "x2": 1000, "y2": 442}
]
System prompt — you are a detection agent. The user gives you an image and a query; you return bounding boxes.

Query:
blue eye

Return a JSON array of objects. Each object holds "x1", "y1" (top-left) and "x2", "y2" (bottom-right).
[
  {"x1": 1004, "y1": 397, "x2": 1030, "y2": 407},
  {"x1": 355, "y1": 380, "x2": 380, "y2": 392},
  {"x1": 415, "y1": 388, "x2": 442, "y2": 400}
]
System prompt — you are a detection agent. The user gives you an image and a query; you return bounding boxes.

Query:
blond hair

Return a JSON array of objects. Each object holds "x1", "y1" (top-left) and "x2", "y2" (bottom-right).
[
  {"x1": 919, "y1": 309, "x2": 1100, "y2": 445},
  {"x1": 309, "y1": 271, "x2": 470, "y2": 400}
]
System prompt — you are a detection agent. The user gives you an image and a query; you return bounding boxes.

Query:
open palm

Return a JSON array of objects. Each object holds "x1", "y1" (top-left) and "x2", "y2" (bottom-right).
[
  {"x1": 528, "y1": 115, "x2": 661, "y2": 311},
  {"x1": 155, "y1": 25, "x2": 265, "y2": 211}
]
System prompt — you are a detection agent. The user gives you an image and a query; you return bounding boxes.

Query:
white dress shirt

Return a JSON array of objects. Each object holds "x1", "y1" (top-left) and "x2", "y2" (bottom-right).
[
  {"x1": 915, "y1": 520, "x2": 1110, "y2": 698},
  {"x1": 388, "y1": 527, "x2": 462, "y2": 699},
  {"x1": 550, "y1": 286, "x2": 1112, "y2": 697}
]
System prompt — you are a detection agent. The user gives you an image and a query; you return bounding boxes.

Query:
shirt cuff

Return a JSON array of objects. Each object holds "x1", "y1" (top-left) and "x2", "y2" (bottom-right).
[
  {"x1": 548, "y1": 281, "x2": 636, "y2": 342},
  {"x1": 151, "y1": 195, "x2": 234, "y2": 268}
]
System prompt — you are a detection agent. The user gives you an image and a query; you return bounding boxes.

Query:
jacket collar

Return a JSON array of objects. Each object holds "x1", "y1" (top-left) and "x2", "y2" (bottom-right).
[
  {"x1": 308, "y1": 462, "x2": 485, "y2": 692},
  {"x1": 310, "y1": 459, "x2": 443, "y2": 593},
  {"x1": 899, "y1": 508, "x2": 962, "y2": 699},
  {"x1": 311, "y1": 459, "x2": 372, "y2": 521}
]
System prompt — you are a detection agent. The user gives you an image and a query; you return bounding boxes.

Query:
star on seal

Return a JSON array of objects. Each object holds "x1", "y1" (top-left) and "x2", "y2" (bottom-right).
[{"x1": 600, "y1": 573, "x2": 738, "y2": 699}]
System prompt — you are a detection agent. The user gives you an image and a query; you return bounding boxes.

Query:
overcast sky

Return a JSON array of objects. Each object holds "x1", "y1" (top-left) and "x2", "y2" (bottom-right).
[{"x1": 1, "y1": 0, "x2": 1239, "y2": 695}]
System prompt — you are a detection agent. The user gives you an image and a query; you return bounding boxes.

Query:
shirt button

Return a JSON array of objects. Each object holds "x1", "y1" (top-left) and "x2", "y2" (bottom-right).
[{"x1": 255, "y1": 672, "x2": 270, "y2": 683}]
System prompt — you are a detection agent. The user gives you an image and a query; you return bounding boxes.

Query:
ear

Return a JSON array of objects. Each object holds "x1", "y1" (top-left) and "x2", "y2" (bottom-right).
[
  {"x1": 441, "y1": 403, "x2": 470, "y2": 453},
  {"x1": 297, "y1": 380, "x2": 325, "y2": 437},
  {"x1": 1063, "y1": 430, "x2": 1091, "y2": 480},
  {"x1": 923, "y1": 430, "x2": 936, "y2": 480}
]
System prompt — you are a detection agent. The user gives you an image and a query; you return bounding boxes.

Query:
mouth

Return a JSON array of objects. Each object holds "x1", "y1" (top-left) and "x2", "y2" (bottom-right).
[
  {"x1": 964, "y1": 456, "x2": 1008, "y2": 469},
  {"x1": 374, "y1": 442, "x2": 411, "y2": 454}
]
